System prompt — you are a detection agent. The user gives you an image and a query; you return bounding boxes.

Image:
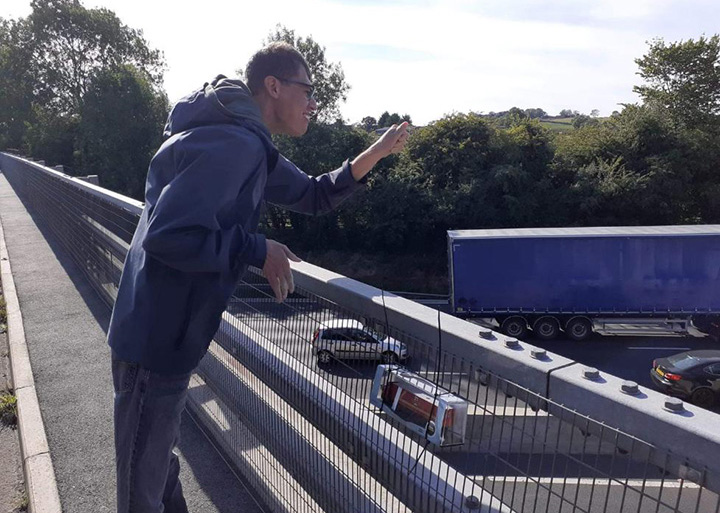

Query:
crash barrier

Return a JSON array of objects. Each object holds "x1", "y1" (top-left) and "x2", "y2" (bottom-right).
[{"x1": 2, "y1": 152, "x2": 719, "y2": 513}]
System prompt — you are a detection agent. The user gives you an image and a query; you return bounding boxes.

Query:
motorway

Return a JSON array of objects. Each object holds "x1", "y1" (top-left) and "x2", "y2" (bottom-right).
[
  {"x1": 522, "y1": 329, "x2": 720, "y2": 414},
  {"x1": 227, "y1": 291, "x2": 718, "y2": 512}
]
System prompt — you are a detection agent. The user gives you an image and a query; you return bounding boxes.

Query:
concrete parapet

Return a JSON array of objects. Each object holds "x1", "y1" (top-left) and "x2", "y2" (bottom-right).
[{"x1": 548, "y1": 365, "x2": 720, "y2": 490}]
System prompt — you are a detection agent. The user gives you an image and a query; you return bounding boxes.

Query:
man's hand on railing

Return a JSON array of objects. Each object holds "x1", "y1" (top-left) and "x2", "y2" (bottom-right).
[{"x1": 263, "y1": 239, "x2": 302, "y2": 302}]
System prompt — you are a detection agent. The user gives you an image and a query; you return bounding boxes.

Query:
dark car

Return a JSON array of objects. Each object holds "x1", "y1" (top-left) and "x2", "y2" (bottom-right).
[{"x1": 650, "y1": 350, "x2": 720, "y2": 408}]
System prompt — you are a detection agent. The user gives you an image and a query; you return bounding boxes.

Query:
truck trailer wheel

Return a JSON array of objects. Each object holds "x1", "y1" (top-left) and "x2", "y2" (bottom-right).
[
  {"x1": 500, "y1": 316, "x2": 528, "y2": 339},
  {"x1": 533, "y1": 317, "x2": 560, "y2": 340},
  {"x1": 566, "y1": 317, "x2": 592, "y2": 341}
]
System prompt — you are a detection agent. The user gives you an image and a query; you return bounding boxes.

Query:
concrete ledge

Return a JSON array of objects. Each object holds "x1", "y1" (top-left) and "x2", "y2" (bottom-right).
[
  {"x1": 15, "y1": 386, "x2": 50, "y2": 458},
  {"x1": 0, "y1": 215, "x2": 62, "y2": 513},
  {"x1": 213, "y1": 314, "x2": 513, "y2": 513},
  {"x1": 289, "y1": 260, "x2": 577, "y2": 396},
  {"x1": 24, "y1": 454, "x2": 61, "y2": 513},
  {"x1": 549, "y1": 364, "x2": 720, "y2": 491}
]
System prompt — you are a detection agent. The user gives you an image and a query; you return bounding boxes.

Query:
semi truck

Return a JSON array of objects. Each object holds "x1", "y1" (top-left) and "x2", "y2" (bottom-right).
[{"x1": 448, "y1": 225, "x2": 720, "y2": 341}]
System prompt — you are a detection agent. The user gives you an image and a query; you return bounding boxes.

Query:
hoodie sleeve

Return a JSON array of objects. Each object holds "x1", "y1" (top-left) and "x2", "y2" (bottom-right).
[
  {"x1": 263, "y1": 155, "x2": 366, "y2": 216},
  {"x1": 142, "y1": 128, "x2": 267, "y2": 273}
]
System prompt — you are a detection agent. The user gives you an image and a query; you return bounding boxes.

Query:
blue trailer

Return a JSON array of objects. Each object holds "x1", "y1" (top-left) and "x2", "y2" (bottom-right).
[{"x1": 448, "y1": 226, "x2": 720, "y2": 340}]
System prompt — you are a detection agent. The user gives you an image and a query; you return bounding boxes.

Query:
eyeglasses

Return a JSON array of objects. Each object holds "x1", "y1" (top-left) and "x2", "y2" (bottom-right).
[{"x1": 276, "y1": 77, "x2": 316, "y2": 101}]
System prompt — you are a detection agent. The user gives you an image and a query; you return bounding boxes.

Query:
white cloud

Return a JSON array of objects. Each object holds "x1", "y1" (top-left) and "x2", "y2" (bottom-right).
[{"x1": 1, "y1": 0, "x2": 717, "y2": 123}]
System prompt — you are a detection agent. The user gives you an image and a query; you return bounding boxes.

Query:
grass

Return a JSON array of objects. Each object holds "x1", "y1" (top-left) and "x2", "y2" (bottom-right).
[
  {"x1": 0, "y1": 294, "x2": 6, "y2": 325},
  {"x1": 0, "y1": 392, "x2": 17, "y2": 427},
  {"x1": 539, "y1": 117, "x2": 575, "y2": 132},
  {"x1": 13, "y1": 490, "x2": 28, "y2": 512}
]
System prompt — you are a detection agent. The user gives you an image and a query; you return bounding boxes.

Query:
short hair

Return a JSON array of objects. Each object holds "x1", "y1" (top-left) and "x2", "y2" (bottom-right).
[{"x1": 246, "y1": 42, "x2": 311, "y2": 95}]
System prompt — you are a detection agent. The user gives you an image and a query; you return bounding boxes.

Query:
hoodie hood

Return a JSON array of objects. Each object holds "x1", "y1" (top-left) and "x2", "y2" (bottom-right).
[{"x1": 163, "y1": 75, "x2": 268, "y2": 138}]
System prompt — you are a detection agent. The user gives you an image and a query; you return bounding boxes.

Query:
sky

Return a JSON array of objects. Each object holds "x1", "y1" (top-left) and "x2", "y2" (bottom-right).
[{"x1": 2, "y1": 0, "x2": 719, "y2": 125}]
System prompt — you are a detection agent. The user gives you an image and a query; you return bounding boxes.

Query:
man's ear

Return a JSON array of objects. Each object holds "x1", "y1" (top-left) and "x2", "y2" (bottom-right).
[{"x1": 263, "y1": 76, "x2": 281, "y2": 99}]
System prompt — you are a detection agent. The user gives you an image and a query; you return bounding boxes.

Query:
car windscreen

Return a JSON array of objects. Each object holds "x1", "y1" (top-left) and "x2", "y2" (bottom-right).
[{"x1": 667, "y1": 354, "x2": 701, "y2": 370}]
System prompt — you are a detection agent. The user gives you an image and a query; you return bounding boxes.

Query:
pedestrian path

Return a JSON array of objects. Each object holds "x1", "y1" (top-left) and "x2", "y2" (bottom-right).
[{"x1": 0, "y1": 171, "x2": 264, "y2": 513}]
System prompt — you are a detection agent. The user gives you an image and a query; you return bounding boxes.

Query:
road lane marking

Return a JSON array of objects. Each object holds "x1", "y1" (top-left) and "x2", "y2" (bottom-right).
[
  {"x1": 473, "y1": 476, "x2": 700, "y2": 488},
  {"x1": 627, "y1": 347, "x2": 691, "y2": 350}
]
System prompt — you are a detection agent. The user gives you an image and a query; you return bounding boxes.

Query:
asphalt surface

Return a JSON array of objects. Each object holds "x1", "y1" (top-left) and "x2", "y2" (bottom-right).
[
  {"x1": 226, "y1": 294, "x2": 720, "y2": 513},
  {"x1": 0, "y1": 172, "x2": 263, "y2": 513},
  {"x1": 524, "y1": 330, "x2": 720, "y2": 413},
  {"x1": 2, "y1": 163, "x2": 717, "y2": 512}
]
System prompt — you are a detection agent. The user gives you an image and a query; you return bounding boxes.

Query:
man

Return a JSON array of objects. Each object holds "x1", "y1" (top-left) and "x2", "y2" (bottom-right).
[{"x1": 106, "y1": 42, "x2": 408, "y2": 513}]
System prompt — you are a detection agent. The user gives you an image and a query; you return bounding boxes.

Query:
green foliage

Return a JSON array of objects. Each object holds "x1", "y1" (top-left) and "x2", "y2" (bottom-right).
[
  {"x1": 1, "y1": 16, "x2": 719, "y2": 291},
  {"x1": 554, "y1": 104, "x2": 702, "y2": 224},
  {"x1": 360, "y1": 116, "x2": 377, "y2": 131},
  {"x1": 0, "y1": 392, "x2": 17, "y2": 427},
  {"x1": 0, "y1": 18, "x2": 35, "y2": 150},
  {"x1": 377, "y1": 111, "x2": 412, "y2": 128},
  {"x1": 634, "y1": 36, "x2": 720, "y2": 127},
  {"x1": 571, "y1": 114, "x2": 599, "y2": 129},
  {"x1": 0, "y1": 294, "x2": 6, "y2": 326},
  {"x1": 524, "y1": 107, "x2": 547, "y2": 119},
  {"x1": 571, "y1": 157, "x2": 652, "y2": 225},
  {"x1": 14, "y1": 491, "x2": 29, "y2": 512},
  {"x1": 23, "y1": 106, "x2": 79, "y2": 168},
  {"x1": 26, "y1": 0, "x2": 165, "y2": 115},
  {"x1": 559, "y1": 109, "x2": 579, "y2": 117},
  {"x1": 405, "y1": 114, "x2": 498, "y2": 190},
  {"x1": 263, "y1": 123, "x2": 373, "y2": 249},
  {"x1": 78, "y1": 64, "x2": 168, "y2": 199},
  {"x1": 355, "y1": 114, "x2": 560, "y2": 253},
  {"x1": 355, "y1": 161, "x2": 437, "y2": 252},
  {"x1": 264, "y1": 25, "x2": 349, "y2": 123},
  {"x1": 0, "y1": 0, "x2": 166, "y2": 196}
]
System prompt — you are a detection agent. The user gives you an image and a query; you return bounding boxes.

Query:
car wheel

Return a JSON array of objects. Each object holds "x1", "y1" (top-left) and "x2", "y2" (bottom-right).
[
  {"x1": 425, "y1": 420, "x2": 436, "y2": 436},
  {"x1": 500, "y1": 316, "x2": 528, "y2": 339},
  {"x1": 533, "y1": 317, "x2": 560, "y2": 340},
  {"x1": 566, "y1": 317, "x2": 592, "y2": 341},
  {"x1": 317, "y1": 350, "x2": 333, "y2": 365},
  {"x1": 382, "y1": 351, "x2": 399, "y2": 364},
  {"x1": 691, "y1": 387, "x2": 716, "y2": 408}
]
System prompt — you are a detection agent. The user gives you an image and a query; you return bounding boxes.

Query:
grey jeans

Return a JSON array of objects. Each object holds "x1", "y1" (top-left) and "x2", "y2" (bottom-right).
[{"x1": 112, "y1": 354, "x2": 191, "y2": 513}]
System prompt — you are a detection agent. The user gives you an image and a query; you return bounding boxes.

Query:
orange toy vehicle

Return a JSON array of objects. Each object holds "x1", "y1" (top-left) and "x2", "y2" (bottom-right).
[{"x1": 371, "y1": 365, "x2": 468, "y2": 447}]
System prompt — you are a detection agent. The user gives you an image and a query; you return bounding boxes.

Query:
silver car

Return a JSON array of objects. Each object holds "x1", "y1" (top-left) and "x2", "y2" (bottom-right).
[{"x1": 311, "y1": 319, "x2": 408, "y2": 365}]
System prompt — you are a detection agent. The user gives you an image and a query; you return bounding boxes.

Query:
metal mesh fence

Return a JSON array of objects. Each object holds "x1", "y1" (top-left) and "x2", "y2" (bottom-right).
[{"x1": 2, "y1": 153, "x2": 719, "y2": 513}]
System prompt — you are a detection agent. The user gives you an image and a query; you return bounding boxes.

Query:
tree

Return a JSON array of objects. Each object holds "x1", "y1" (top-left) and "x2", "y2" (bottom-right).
[
  {"x1": 23, "y1": 106, "x2": 79, "y2": 167},
  {"x1": 553, "y1": 104, "x2": 698, "y2": 225},
  {"x1": 0, "y1": 0, "x2": 165, "y2": 164},
  {"x1": 377, "y1": 111, "x2": 411, "y2": 128},
  {"x1": 524, "y1": 107, "x2": 547, "y2": 119},
  {"x1": 262, "y1": 123, "x2": 373, "y2": 249},
  {"x1": 634, "y1": 35, "x2": 720, "y2": 127},
  {"x1": 506, "y1": 107, "x2": 526, "y2": 120},
  {"x1": 396, "y1": 113, "x2": 557, "y2": 240},
  {"x1": 264, "y1": 25, "x2": 349, "y2": 123},
  {"x1": 572, "y1": 114, "x2": 599, "y2": 129},
  {"x1": 360, "y1": 116, "x2": 377, "y2": 131},
  {"x1": 25, "y1": 0, "x2": 165, "y2": 115},
  {"x1": 559, "y1": 109, "x2": 579, "y2": 117},
  {"x1": 0, "y1": 17, "x2": 35, "y2": 149},
  {"x1": 78, "y1": 64, "x2": 168, "y2": 199}
]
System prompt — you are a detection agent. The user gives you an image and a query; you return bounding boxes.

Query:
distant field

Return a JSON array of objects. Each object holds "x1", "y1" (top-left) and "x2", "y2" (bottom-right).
[{"x1": 539, "y1": 117, "x2": 575, "y2": 132}]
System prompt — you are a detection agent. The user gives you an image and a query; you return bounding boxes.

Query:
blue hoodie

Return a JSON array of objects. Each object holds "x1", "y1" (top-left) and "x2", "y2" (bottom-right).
[{"x1": 107, "y1": 76, "x2": 364, "y2": 374}]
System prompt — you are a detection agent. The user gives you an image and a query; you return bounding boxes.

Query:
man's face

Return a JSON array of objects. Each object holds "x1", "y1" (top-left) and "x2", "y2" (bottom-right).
[{"x1": 275, "y1": 67, "x2": 317, "y2": 137}]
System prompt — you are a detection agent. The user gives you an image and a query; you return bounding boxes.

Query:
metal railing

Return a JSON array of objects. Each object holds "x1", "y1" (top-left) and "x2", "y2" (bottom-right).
[{"x1": 2, "y1": 152, "x2": 719, "y2": 513}]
